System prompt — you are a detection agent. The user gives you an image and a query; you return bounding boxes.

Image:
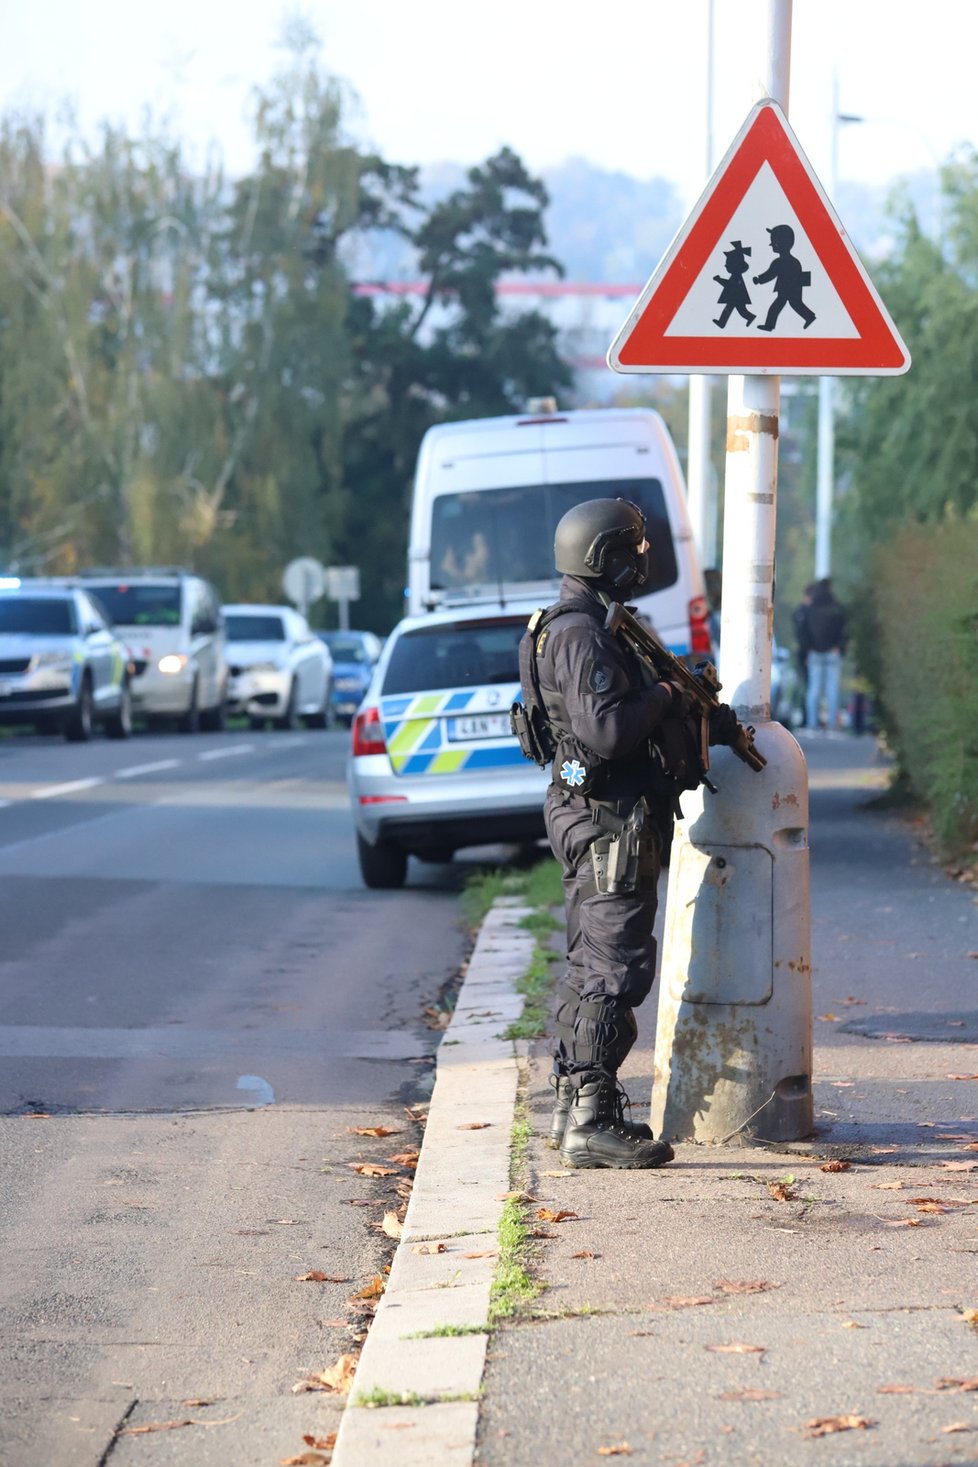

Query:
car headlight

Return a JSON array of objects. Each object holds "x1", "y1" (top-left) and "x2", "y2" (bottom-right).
[
  {"x1": 158, "y1": 653, "x2": 189, "y2": 675},
  {"x1": 32, "y1": 651, "x2": 74, "y2": 672}
]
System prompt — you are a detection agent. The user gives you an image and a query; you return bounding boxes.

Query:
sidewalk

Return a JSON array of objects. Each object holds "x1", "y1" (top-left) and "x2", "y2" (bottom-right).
[{"x1": 334, "y1": 734, "x2": 978, "y2": 1467}]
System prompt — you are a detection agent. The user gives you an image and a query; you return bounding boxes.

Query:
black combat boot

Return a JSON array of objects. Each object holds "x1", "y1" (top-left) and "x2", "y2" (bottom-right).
[
  {"x1": 560, "y1": 1079, "x2": 674, "y2": 1170},
  {"x1": 548, "y1": 1075, "x2": 654, "y2": 1150}
]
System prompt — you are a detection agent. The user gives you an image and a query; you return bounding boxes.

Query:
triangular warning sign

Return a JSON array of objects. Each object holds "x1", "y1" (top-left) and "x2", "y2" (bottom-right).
[{"x1": 608, "y1": 99, "x2": 910, "y2": 377}]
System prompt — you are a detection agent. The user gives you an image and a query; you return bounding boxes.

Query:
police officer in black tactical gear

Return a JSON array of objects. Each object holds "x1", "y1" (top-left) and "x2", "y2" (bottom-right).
[{"x1": 517, "y1": 497, "x2": 740, "y2": 1170}]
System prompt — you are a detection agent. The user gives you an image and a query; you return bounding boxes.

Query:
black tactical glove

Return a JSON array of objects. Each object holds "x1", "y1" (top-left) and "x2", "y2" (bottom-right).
[{"x1": 708, "y1": 702, "x2": 740, "y2": 747}]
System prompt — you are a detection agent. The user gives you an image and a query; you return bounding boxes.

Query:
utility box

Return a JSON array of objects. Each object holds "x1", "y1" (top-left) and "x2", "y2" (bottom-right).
[{"x1": 651, "y1": 721, "x2": 813, "y2": 1144}]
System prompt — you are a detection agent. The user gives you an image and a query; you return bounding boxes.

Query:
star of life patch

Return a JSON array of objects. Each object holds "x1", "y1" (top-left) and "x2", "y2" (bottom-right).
[{"x1": 560, "y1": 758, "x2": 587, "y2": 787}]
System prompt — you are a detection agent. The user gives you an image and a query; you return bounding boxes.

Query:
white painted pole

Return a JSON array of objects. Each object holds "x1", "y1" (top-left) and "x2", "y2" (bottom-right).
[
  {"x1": 814, "y1": 73, "x2": 839, "y2": 579},
  {"x1": 652, "y1": 0, "x2": 813, "y2": 1145},
  {"x1": 685, "y1": 0, "x2": 716, "y2": 569}
]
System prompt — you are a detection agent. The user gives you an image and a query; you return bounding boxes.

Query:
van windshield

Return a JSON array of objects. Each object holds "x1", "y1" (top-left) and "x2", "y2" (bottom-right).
[
  {"x1": 85, "y1": 583, "x2": 181, "y2": 626},
  {"x1": 429, "y1": 479, "x2": 678, "y2": 595}
]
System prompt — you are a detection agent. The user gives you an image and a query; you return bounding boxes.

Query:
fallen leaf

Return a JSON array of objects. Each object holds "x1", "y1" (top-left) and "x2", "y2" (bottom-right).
[
  {"x1": 714, "y1": 1279, "x2": 780, "y2": 1294},
  {"x1": 387, "y1": 1151, "x2": 420, "y2": 1167},
  {"x1": 937, "y1": 1377, "x2": 978, "y2": 1391},
  {"x1": 528, "y1": 1229, "x2": 558, "y2": 1239},
  {"x1": 962, "y1": 1310, "x2": 978, "y2": 1328},
  {"x1": 841, "y1": 1320, "x2": 867, "y2": 1329},
  {"x1": 941, "y1": 1161, "x2": 977, "y2": 1171},
  {"x1": 182, "y1": 1399, "x2": 217, "y2": 1408},
  {"x1": 706, "y1": 1343, "x2": 765, "y2": 1356},
  {"x1": 412, "y1": 1241, "x2": 446, "y2": 1255},
  {"x1": 820, "y1": 1159, "x2": 853, "y2": 1173},
  {"x1": 280, "y1": 1454, "x2": 328, "y2": 1466},
  {"x1": 461, "y1": 1249, "x2": 496, "y2": 1259},
  {"x1": 350, "y1": 1164, "x2": 398, "y2": 1178},
  {"x1": 947, "y1": 1074, "x2": 978, "y2": 1082},
  {"x1": 716, "y1": 1388, "x2": 781, "y2": 1402},
  {"x1": 536, "y1": 1207, "x2": 578, "y2": 1223},
  {"x1": 292, "y1": 1354, "x2": 359, "y2": 1395},
  {"x1": 907, "y1": 1197, "x2": 966, "y2": 1214},
  {"x1": 380, "y1": 1211, "x2": 403, "y2": 1239},
  {"x1": 802, "y1": 1415, "x2": 875, "y2": 1438},
  {"x1": 352, "y1": 1276, "x2": 385, "y2": 1301},
  {"x1": 457, "y1": 1122, "x2": 490, "y2": 1130},
  {"x1": 295, "y1": 1271, "x2": 349, "y2": 1283},
  {"x1": 767, "y1": 1182, "x2": 797, "y2": 1202},
  {"x1": 661, "y1": 1295, "x2": 714, "y2": 1308},
  {"x1": 941, "y1": 1423, "x2": 972, "y2": 1434},
  {"x1": 880, "y1": 1217, "x2": 924, "y2": 1227},
  {"x1": 348, "y1": 1126, "x2": 401, "y2": 1137},
  {"x1": 596, "y1": 1445, "x2": 633, "y2": 1457},
  {"x1": 302, "y1": 1436, "x2": 337, "y2": 1451},
  {"x1": 876, "y1": 1384, "x2": 918, "y2": 1394},
  {"x1": 570, "y1": 1250, "x2": 599, "y2": 1259}
]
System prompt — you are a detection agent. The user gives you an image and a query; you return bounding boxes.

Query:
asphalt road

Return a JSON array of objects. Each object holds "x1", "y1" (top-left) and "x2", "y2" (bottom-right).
[{"x1": 0, "y1": 721, "x2": 479, "y2": 1466}]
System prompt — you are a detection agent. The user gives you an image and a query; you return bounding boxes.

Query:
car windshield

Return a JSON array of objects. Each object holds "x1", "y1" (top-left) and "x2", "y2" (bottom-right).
[
  {"x1": 429, "y1": 478, "x2": 678, "y2": 594},
  {"x1": 225, "y1": 614, "x2": 286, "y2": 642},
  {"x1": 87, "y1": 583, "x2": 181, "y2": 626},
  {"x1": 322, "y1": 636, "x2": 369, "y2": 663},
  {"x1": 382, "y1": 619, "x2": 525, "y2": 695},
  {"x1": 0, "y1": 597, "x2": 76, "y2": 635}
]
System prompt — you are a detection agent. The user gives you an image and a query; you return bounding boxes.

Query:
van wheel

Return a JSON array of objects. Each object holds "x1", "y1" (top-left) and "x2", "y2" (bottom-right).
[
  {"x1": 64, "y1": 677, "x2": 94, "y2": 742},
  {"x1": 356, "y1": 832, "x2": 407, "y2": 890},
  {"x1": 178, "y1": 681, "x2": 200, "y2": 734},
  {"x1": 106, "y1": 682, "x2": 133, "y2": 740}
]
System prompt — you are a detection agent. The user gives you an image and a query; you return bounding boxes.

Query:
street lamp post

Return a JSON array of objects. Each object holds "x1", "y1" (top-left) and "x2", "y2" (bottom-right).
[{"x1": 814, "y1": 76, "x2": 862, "y2": 580}]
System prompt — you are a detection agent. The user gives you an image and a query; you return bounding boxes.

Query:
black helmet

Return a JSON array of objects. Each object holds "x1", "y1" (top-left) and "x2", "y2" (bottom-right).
[{"x1": 554, "y1": 498, "x2": 649, "y2": 592}]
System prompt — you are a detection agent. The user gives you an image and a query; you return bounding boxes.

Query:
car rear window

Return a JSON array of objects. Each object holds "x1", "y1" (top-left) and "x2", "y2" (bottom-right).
[
  {"x1": 430, "y1": 478, "x2": 678, "y2": 595},
  {"x1": 85, "y1": 583, "x2": 181, "y2": 626},
  {"x1": 382, "y1": 619, "x2": 525, "y2": 695},
  {"x1": 0, "y1": 597, "x2": 77, "y2": 634},
  {"x1": 225, "y1": 614, "x2": 286, "y2": 642},
  {"x1": 323, "y1": 636, "x2": 369, "y2": 663}
]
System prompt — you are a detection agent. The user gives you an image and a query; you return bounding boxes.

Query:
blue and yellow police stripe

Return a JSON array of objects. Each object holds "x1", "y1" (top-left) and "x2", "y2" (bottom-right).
[{"x1": 380, "y1": 688, "x2": 526, "y2": 776}]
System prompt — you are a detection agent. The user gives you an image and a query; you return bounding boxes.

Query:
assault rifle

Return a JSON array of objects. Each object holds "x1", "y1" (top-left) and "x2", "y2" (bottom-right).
[{"x1": 604, "y1": 601, "x2": 766, "y2": 785}]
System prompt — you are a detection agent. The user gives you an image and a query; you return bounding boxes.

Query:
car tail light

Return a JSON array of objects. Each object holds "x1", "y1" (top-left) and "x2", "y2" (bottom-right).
[
  {"x1": 352, "y1": 705, "x2": 387, "y2": 756},
  {"x1": 689, "y1": 595, "x2": 713, "y2": 656}
]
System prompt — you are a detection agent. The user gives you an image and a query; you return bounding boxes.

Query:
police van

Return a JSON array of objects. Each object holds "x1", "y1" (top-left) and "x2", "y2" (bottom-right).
[{"x1": 406, "y1": 405, "x2": 712, "y2": 660}]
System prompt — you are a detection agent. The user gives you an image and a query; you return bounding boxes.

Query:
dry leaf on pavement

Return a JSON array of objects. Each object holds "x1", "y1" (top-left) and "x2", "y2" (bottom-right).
[
  {"x1": 281, "y1": 1454, "x2": 328, "y2": 1466},
  {"x1": 714, "y1": 1279, "x2": 779, "y2": 1294},
  {"x1": 457, "y1": 1122, "x2": 490, "y2": 1130},
  {"x1": 348, "y1": 1126, "x2": 401, "y2": 1137},
  {"x1": 387, "y1": 1151, "x2": 420, "y2": 1168},
  {"x1": 119, "y1": 1420, "x2": 193, "y2": 1436},
  {"x1": 461, "y1": 1249, "x2": 496, "y2": 1258},
  {"x1": 295, "y1": 1271, "x2": 350, "y2": 1283},
  {"x1": 536, "y1": 1207, "x2": 578, "y2": 1223},
  {"x1": 663, "y1": 1296, "x2": 714, "y2": 1308},
  {"x1": 352, "y1": 1276, "x2": 385, "y2": 1300},
  {"x1": 303, "y1": 1436, "x2": 336, "y2": 1450},
  {"x1": 767, "y1": 1181, "x2": 797, "y2": 1201},
  {"x1": 596, "y1": 1445, "x2": 633, "y2": 1457},
  {"x1": 876, "y1": 1384, "x2": 918, "y2": 1394},
  {"x1": 937, "y1": 1377, "x2": 978, "y2": 1391},
  {"x1": 802, "y1": 1415, "x2": 875, "y2": 1438},
  {"x1": 941, "y1": 1160, "x2": 978, "y2": 1171},
  {"x1": 571, "y1": 1250, "x2": 599, "y2": 1259},
  {"x1": 380, "y1": 1211, "x2": 402, "y2": 1239},
  {"x1": 941, "y1": 1424, "x2": 972, "y2": 1434},
  {"x1": 706, "y1": 1342, "x2": 765, "y2": 1356},
  {"x1": 716, "y1": 1388, "x2": 781, "y2": 1402},
  {"x1": 947, "y1": 1073, "x2": 978, "y2": 1081},
  {"x1": 820, "y1": 1159, "x2": 852, "y2": 1172},
  {"x1": 292, "y1": 1354, "x2": 359, "y2": 1395},
  {"x1": 350, "y1": 1163, "x2": 398, "y2": 1177},
  {"x1": 412, "y1": 1241, "x2": 446, "y2": 1254}
]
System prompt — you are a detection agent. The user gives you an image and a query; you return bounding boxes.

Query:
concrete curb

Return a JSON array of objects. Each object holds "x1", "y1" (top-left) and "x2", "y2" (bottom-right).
[{"x1": 330, "y1": 897, "x2": 534, "y2": 1466}]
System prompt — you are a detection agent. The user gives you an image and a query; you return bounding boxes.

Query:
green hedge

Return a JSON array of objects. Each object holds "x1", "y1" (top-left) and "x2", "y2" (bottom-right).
[{"x1": 868, "y1": 520, "x2": 978, "y2": 855}]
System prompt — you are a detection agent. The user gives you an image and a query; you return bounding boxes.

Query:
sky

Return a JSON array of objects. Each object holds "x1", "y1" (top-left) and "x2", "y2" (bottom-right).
[{"x1": 1, "y1": 0, "x2": 974, "y2": 217}]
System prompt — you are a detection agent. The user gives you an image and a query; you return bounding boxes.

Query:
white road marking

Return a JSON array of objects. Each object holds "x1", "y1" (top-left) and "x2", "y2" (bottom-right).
[
  {"x1": 31, "y1": 777, "x2": 103, "y2": 800},
  {"x1": 197, "y1": 744, "x2": 255, "y2": 762},
  {"x1": 115, "y1": 759, "x2": 181, "y2": 779}
]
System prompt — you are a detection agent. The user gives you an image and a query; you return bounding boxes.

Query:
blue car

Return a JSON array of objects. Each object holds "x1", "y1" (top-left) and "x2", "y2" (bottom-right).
[{"x1": 318, "y1": 629, "x2": 383, "y2": 725}]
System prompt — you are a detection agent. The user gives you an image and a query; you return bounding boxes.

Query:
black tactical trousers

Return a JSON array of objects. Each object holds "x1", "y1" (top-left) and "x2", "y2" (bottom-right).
[{"x1": 544, "y1": 788, "x2": 661, "y2": 1087}]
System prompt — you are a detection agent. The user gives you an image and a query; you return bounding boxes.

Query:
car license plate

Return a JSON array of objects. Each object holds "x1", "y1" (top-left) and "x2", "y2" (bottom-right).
[{"x1": 448, "y1": 713, "x2": 511, "y2": 741}]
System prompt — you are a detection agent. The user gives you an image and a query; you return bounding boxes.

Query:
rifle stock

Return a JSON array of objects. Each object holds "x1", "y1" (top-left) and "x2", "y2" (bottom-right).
[{"x1": 604, "y1": 602, "x2": 766, "y2": 775}]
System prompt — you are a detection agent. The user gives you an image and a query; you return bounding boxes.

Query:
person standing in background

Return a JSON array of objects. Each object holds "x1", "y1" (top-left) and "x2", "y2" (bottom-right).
[
  {"x1": 792, "y1": 583, "x2": 815, "y2": 719},
  {"x1": 800, "y1": 578, "x2": 848, "y2": 734}
]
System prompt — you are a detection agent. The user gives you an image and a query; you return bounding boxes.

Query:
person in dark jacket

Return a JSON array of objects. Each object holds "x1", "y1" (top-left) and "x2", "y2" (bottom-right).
[
  {"x1": 791, "y1": 583, "x2": 816, "y2": 714},
  {"x1": 522, "y1": 498, "x2": 739, "y2": 1169},
  {"x1": 800, "y1": 577, "x2": 848, "y2": 732}
]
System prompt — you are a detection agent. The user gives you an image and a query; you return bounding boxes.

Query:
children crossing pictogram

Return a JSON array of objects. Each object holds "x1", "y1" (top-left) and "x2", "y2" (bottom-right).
[{"x1": 608, "y1": 99, "x2": 910, "y2": 376}]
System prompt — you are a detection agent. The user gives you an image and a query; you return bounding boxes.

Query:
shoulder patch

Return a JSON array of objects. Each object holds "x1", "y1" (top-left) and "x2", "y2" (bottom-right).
[{"x1": 586, "y1": 660, "x2": 614, "y2": 694}]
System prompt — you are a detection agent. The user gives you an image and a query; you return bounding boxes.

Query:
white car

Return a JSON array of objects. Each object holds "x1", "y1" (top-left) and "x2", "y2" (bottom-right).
[
  {"x1": 224, "y1": 604, "x2": 333, "y2": 729},
  {"x1": 348, "y1": 604, "x2": 548, "y2": 888}
]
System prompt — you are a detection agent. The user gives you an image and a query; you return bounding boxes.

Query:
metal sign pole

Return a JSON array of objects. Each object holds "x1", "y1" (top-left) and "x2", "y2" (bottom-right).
[{"x1": 652, "y1": 0, "x2": 814, "y2": 1145}]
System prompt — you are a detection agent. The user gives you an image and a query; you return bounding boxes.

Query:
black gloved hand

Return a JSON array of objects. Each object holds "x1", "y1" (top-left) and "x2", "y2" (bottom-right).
[{"x1": 708, "y1": 702, "x2": 740, "y2": 747}]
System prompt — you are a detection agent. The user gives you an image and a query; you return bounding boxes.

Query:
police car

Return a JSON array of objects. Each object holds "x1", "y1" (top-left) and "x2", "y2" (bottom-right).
[{"x1": 348, "y1": 605, "x2": 547, "y2": 888}]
